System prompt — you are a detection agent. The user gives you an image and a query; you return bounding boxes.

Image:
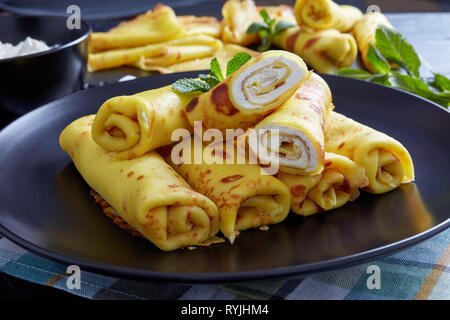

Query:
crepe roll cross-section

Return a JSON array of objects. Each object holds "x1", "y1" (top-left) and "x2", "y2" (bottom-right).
[
  {"x1": 325, "y1": 111, "x2": 414, "y2": 194},
  {"x1": 274, "y1": 25, "x2": 357, "y2": 74},
  {"x1": 294, "y1": 0, "x2": 363, "y2": 32},
  {"x1": 277, "y1": 152, "x2": 368, "y2": 216},
  {"x1": 91, "y1": 85, "x2": 198, "y2": 160},
  {"x1": 60, "y1": 116, "x2": 220, "y2": 251},
  {"x1": 185, "y1": 50, "x2": 309, "y2": 131},
  {"x1": 163, "y1": 142, "x2": 291, "y2": 243},
  {"x1": 249, "y1": 73, "x2": 332, "y2": 176}
]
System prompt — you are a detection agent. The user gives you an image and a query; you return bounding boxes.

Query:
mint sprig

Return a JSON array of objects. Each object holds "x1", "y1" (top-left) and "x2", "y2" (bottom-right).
[
  {"x1": 246, "y1": 9, "x2": 295, "y2": 52},
  {"x1": 172, "y1": 52, "x2": 252, "y2": 93},
  {"x1": 336, "y1": 26, "x2": 450, "y2": 108}
]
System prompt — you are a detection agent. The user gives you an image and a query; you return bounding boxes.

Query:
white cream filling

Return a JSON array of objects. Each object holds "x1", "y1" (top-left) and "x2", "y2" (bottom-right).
[
  {"x1": 252, "y1": 125, "x2": 318, "y2": 172},
  {"x1": 231, "y1": 56, "x2": 306, "y2": 110},
  {"x1": 0, "y1": 37, "x2": 54, "y2": 60}
]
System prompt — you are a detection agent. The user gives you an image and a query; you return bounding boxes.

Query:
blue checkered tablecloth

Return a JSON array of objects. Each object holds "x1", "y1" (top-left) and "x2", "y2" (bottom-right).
[{"x1": 0, "y1": 227, "x2": 448, "y2": 300}]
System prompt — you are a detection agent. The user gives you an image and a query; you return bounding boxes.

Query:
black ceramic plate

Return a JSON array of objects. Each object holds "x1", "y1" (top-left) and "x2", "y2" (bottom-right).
[{"x1": 0, "y1": 71, "x2": 449, "y2": 282}]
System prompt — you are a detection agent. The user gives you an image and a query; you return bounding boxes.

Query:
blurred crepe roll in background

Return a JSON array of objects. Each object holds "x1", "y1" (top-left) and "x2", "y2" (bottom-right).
[
  {"x1": 163, "y1": 143, "x2": 291, "y2": 243},
  {"x1": 185, "y1": 50, "x2": 309, "y2": 131},
  {"x1": 325, "y1": 111, "x2": 414, "y2": 194},
  {"x1": 92, "y1": 85, "x2": 198, "y2": 160},
  {"x1": 88, "y1": 35, "x2": 222, "y2": 72},
  {"x1": 277, "y1": 153, "x2": 368, "y2": 216},
  {"x1": 139, "y1": 44, "x2": 257, "y2": 73},
  {"x1": 294, "y1": 0, "x2": 363, "y2": 32},
  {"x1": 274, "y1": 25, "x2": 357, "y2": 74},
  {"x1": 177, "y1": 15, "x2": 222, "y2": 38},
  {"x1": 60, "y1": 116, "x2": 220, "y2": 251},
  {"x1": 221, "y1": 0, "x2": 261, "y2": 46},
  {"x1": 250, "y1": 73, "x2": 332, "y2": 175},
  {"x1": 352, "y1": 12, "x2": 395, "y2": 73},
  {"x1": 90, "y1": 4, "x2": 185, "y2": 53}
]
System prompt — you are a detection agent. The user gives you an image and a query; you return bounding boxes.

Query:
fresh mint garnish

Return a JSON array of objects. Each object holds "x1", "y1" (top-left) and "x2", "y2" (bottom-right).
[
  {"x1": 337, "y1": 26, "x2": 449, "y2": 108},
  {"x1": 172, "y1": 52, "x2": 252, "y2": 93},
  {"x1": 246, "y1": 9, "x2": 294, "y2": 52}
]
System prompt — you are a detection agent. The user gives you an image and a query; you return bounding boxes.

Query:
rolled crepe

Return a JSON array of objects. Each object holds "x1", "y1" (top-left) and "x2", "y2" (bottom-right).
[
  {"x1": 352, "y1": 12, "x2": 395, "y2": 73},
  {"x1": 221, "y1": 0, "x2": 261, "y2": 46},
  {"x1": 277, "y1": 152, "x2": 368, "y2": 216},
  {"x1": 91, "y1": 85, "x2": 198, "y2": 160},
  {"x1": 59, "y1": 116, "x2": 220, "y2": 251},
  {"x1": 88, "y1": 35, "x2": 222, "y2": 72},
  {"x1": 185, "y1": 50, "x2": 309, "y2": 131},
  {"x1": 325, "y1": 111, "x2": 414, "y2": 194},
  {"x1": 137, "y1": 43, "x2": 257, "y2": 73},
  {"x1": 163, "y1": 142, "x2": 291, "y2": 243},
  {"x1": 274, "y1": 25, "x2": 358, "y2": 74},
  {"x1": 177, "y1": 15, "x2": 222, "y2": 38},
  {"x1": 294, "y1": 0, "x2": 363, "y2": 32},
  {"x1": 249, "y1": 72, "x2": 332, "y2": 175},
  {"x1": 260, "y1": 5, "x2": 297, "y2": 25},
  {"x1": 90, "y1": 5, "x2": 185, "y2": 53}
]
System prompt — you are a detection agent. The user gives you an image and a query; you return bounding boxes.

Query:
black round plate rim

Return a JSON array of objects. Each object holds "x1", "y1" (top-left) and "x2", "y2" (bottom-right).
[
  {"x1": 0, "y1": 217, "x2": 448, "y2": 283},
  {"x1": 0, "y1": 15, "x2": 91, "y2": 63},
  {"x1": 0, "y1": 72, "x2": 449, "y2": 283}
]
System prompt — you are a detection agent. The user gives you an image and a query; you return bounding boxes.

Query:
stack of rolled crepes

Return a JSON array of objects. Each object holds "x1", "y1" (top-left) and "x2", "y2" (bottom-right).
[
  {"x1": 60, "y1": 50, "x2": 415, "y2": 251},
  {"x1": 88, "y1": 3, "x2": 257, "y2": 72},
  {"x1": 220, "y1": 0, "x2": 358, "y2": 74}
]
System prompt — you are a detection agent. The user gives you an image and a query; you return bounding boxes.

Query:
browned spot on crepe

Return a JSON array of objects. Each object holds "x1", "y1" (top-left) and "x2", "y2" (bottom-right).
[
  {"x1": 220, "y1": 174, "x2": 244, "y2": 183},
  {"x1": 186, "y1": 97, "x2": 199, "y2": 112},
  {"x1": 211, "y1": 83, "x2": 239, "y2": 116}
]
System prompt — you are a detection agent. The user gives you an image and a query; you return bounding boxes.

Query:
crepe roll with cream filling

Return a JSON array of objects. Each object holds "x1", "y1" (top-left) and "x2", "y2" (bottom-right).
[
  {"x1": 294, "y1": 0, "x2": 363, "y2": 32},
  {"x1": 274, "y1": 25, "x2": 357, "y2": 74},
  {"x1": 221, "y1": 0, "x2": 261, "y2": 46},
  {"x1": 185, "y1": 50, "x2": 309, "y2": 131},
  {"x1": 60, "y1": 116, "x2": 220, "y2": 251},
  {"x1": 250, "y1": 73, "x2": 332, "y2": 176},
  {"x1": 277, "y1": 152, "x2": 369, "y2": 216},
  {"x1": 352, "y1": 12, "x2": 395, "y2": 73},
  {"x1": 92, "y1": 85, "x2": 198, "y2": 160},
  {"x1": 163, "y1": 142, "x2": 291, "y2": 243},
  {"x1": 325, "y1": 111, "x2": 414, "y2": 194}
]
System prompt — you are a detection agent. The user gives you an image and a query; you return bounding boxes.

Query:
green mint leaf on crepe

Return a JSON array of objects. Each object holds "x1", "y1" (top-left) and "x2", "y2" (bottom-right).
[
  {"x1": 246, "y1": 22, "x2": 268, "y2": 34},
  {"x1": 391, "y1": 72, "x2": 450, "y2": 107},
  {"x1": 375, "y1": 26, "x2": 421, "y2": 77},
  {"x1": 366, "y1": 44, "x2": 391, "y2": 74},
  {"x1": 226, "y1": 52, "x2": 252, "y2": 77},
  {"x1": 430, "y1": 73, "x2": 450, "y2": 92},
  {"x1": 260, "y1": 9, "x2": 271, "y2": 25},
  {"x1": 210, "y1": 58, "x2": 224, "y2": 81},
  {"x1": 199, "y1": 73, "x2": 221, "y2": 88},
  {"x1": 173, "y1": 53, "x2": 253, "y2": 93},
  {"x1": 172, "y1": 78, "x2": 212, "y2": 93},
  {"x1": 335, "y1": 68, "x2": 373, "y2": 80},
  {"x1": 246, "y1": 9, "x2": 294, "y2": 52},
  {"x1": 368, "y1": 73, "x2": 391, "y2": 86},
  {"x1": 273, "y1": 20, "x2": 295, "y2": 36}
]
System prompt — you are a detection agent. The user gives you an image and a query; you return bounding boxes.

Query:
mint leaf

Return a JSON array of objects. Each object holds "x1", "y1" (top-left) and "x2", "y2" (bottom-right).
[
  {"x1": 375, "y1": 26, "x2": 421, "y2": 77},
  {"x1": 430, "y1": 73, "x2": 450, "y2": 92},
  {"x1": 258, "y1": 33, "x2": 272, "y2": 52},
  {"x1": 336, "y1": 68, "x2": 373, "y2": 80},
  {"x1": 273, "y1": 20, "x2": 295, "y2": 36},
  {"x1": 366, "y1": 44, "x2": 391, "y2": 74},
  {"x1": 260, "y1": 9, "x2": 271, "y2": 25},
  {"x1": 226, "y1": 52, "x2": 252, "y2": 77},
  {"x1": 369, "y1": 73, "x2": 391, "y2": 86},
  {"x1": 172, "y1": 78, "x2": 211, "y2": 93},
  {"x1": 199, "y1": 73, "x2": 220, "y2": 88},
  {"x1": 247, "y1": 22, "x2": 267, "y2": 34},
  {"x1": 210, "y1": 58, "x2": 224, "y2": 81},
  {"x1": 391, "y1": 72, "x2": 450, "y2": 107}
]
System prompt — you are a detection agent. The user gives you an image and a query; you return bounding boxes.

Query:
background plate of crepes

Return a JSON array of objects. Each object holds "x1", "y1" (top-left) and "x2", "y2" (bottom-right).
[{"x1": 0, "y1": 69, "x2": 448, "y2": 282}]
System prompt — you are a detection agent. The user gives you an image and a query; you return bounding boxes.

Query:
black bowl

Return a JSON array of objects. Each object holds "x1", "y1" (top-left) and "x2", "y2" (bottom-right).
[{"x1": 0, "y1": 15, "x2": 91, "y2": 114}]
